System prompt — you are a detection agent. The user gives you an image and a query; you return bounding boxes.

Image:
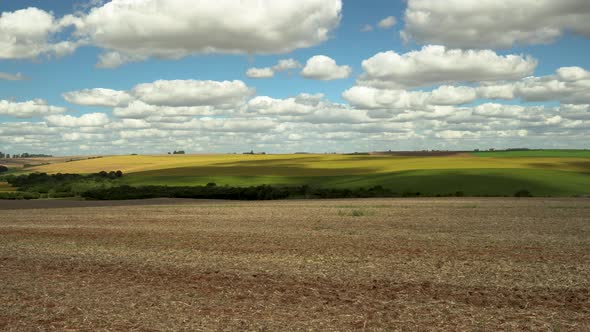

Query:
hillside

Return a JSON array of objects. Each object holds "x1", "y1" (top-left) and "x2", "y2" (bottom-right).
[{"x1": 25, "y1": 151, "x2": 590, "y2": 197}]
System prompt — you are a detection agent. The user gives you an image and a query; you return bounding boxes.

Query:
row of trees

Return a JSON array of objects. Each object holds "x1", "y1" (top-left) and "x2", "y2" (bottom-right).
[{"x1": 0, "y1": 152, "x2": 53, "y2": 158}]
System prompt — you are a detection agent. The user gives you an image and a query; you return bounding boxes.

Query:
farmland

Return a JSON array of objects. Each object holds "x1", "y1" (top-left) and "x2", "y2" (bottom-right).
[
  {"x1": 0, "y1": 198, "x2": 588, "y2": 330},
  {"x1": 0, "y1": 182, "x2": 14, "y2": 192},
  {"x1": 20, "y1": 151, "x2": 590, "y2": 196}
]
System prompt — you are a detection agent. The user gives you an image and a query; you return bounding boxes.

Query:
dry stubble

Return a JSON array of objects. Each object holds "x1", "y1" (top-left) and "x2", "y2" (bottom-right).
[{"x1": 0, "y1": 198, "x2": 589, "y2": 331}]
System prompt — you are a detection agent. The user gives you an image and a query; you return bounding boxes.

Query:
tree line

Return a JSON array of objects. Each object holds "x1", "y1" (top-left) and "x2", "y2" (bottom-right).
[{"x1": 0, "y1": 152, "x2": 53, "y2": 158}]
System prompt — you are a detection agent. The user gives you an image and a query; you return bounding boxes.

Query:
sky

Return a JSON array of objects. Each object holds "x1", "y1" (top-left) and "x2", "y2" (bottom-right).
[{"x1": 1, "y1": 0, "x2": 589, "y2": 155}]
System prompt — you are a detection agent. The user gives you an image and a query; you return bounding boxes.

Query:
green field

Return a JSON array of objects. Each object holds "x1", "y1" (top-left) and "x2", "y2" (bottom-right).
[
  {"x1": 118, "y1": 169, "x2": 589, "y2": 196},
  {"x1": 27, "y1": 151, "x2": 590, "y2": 196},
  {"x1": 471, "y1": 149, "x2": 590, "y2": 158}
]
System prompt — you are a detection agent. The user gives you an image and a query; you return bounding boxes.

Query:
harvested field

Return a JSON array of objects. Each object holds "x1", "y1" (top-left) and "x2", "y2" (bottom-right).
[
  {"x1": 1, "y1": 198, "x2": 589, "y2": 331},
  {"x1": 0, "y1": 198, "x2": 224, "y2": 210}
]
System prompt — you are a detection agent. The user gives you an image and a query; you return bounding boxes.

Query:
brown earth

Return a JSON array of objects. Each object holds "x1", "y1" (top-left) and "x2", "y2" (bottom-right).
[
  {"x1": 0, "y1": 198, "x2": 227, "y2": 210},
  {"x1": 0, "y1": 198, "x2": 589, "y2": 331}
]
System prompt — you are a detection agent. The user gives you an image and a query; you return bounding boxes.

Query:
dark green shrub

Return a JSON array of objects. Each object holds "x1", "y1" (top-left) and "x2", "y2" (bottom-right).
[
  {"x1": 0, "y1": 192, "x2": 41, "y2": 200},
  {"x1": 514, "y1": 189, "x2": 533, "y2": 197}
]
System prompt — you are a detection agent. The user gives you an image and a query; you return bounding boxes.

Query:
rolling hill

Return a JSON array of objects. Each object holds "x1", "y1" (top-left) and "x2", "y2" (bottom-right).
[{"x1": 26, "y1": 151, "x2": 590, "y2": 196}]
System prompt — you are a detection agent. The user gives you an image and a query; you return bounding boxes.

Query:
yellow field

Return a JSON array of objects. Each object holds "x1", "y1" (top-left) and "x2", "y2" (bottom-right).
[
  {"x1": 30, "y1": 154, "x2": 590, "y2": 175},
  {"x1": 0, "y1": 182, "x2": 15, "y2": 192}
]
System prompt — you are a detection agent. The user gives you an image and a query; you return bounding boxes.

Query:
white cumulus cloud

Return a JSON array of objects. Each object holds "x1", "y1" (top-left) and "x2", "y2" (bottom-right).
[
  {"x1": 358, "y1": 45, "x2": 537, "y2": 88},
  {"x1": 302, "y1": 55, "x2": 352, "y2": 80},
  {"x1": 401, "y1": 0, "x2": 590, "y2": 48},
  {"x1": 378, "y1": 16, "x2": 397, "y2": 29},
  {"x1": 273, "y1": 59, "x2": 302, "y2": 72},
  {"x1": 45, "y1": 113, "x2": 110, "y2": 127},
  {"x1": 246, "y1": 58, "x2": 302, "y2": 79},
  {"x1": 75, "y1": 0, "x2": 342, "y2": 67},
  {"x1": 0, "y1": 7, "x2": 79, "y2": 60},
  {"x1": 246, "y1": 67, "x2": 275, "y2": 79},
  {"x1": 0, "y1": 99, "x2": 66, "y2": 118},
  {"x1": 63, "y1": 88, "x2": 133, "y2": 107},
  {"x1": 132, "y1": 80, "x2": 254, "y2": 108}
]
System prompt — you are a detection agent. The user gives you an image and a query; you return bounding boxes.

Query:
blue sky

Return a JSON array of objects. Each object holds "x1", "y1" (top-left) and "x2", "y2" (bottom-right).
[
  {"x1": 1, "y1": 0, "x2": 589, "y2": 154},
  {"x1": 0, "y1": 0, "x2": 408, "y2": 105}
]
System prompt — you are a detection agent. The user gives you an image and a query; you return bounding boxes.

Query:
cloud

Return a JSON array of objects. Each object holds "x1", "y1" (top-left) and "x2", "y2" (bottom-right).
[
  {"x1": 476, "y1": 66, "x2": 590, "y2": 104},
  {"x1": 0, "y1": 99, "x2": 67, "y2": 118},
  {"x1": 273, "y1": 59, "x2": 302, "y2": 72},
  {"x1": 429, "y1": 86, "x2": 478, "y2": 105},
  {"x1": 113, "y1": 101, "x2": 218, "y2": 119},
  {"x1": 95, "y1": 51, "x2": 147, "y2": 69},
  {"x1": 342, "y1": 85, "x2": 477, "y2": 110},
  {"x1": 246, "y1": 59, "x2": 302, "y2": 79},
  {"x1": 472, "y1": 103, "x2": 528, "y2": 119},
  {"x1": 62, "y1": 80, "x2": 254, "y2": 120},
  {"x1": 246, "y1": 67, "x2": 275, "y2": 79},
  {"x1": 64, "y1": 80, "x2": 254, "y2": 119},
  {"x1": 199, "y1": 117, "x2": 278, "y2": 133},
  {"x1": 245, "y1": 93, "x2": 376, "y2": 125},
  {"x1": 62, "y1": 132, "x2": 106, "y2": 141},
  {"x1": 5, "y1": 71, "x2": 584, "y2": 154},
  {"x1": 343, "y1": 87, "x2": 427, "y2": 110},
  {"x1": 401, "y1": 0, "x2": 590, "y2": 48},
  {"x1": 0, "y1": 122, "x2": 57, "y2": 137},
  {"x1": 360, "y1": 24, "x2": 374, "y2": 32},
  {"x1": 75, "y1": 0, "x2": 342, "y2": 67},
  {"x1": 45, "y1": 113, "x2": 110, "y2": 127},
  {"x1": 358, "y1": 45, "x2": 537, "y2": 88},
  {"x1": 378, "y1": 16, "x2": 397, "y2": 29},
  {"x1": 0, "y1": 7, "x2": 79, "y2": 60},
  {"x1": 131, "y1": 80, "x2": 254, "y2": 108},
  {"x1": 0, "y1": 72, "x2": 26, "y2": 81},
  {"x1": 106, "y1": 119, "x2": 151, "y2": 130},
  {"x1": 302, "y1": 55, "x2": 352, "y2": 80},
  {"x1": 63, "y1": 88, "x2": 133, "y2": 107},
  {"x1": 247, "y1": 94, "x2": 323, "y2": 116},
  {"x1": 559, "y1": 104, "x2": 590, "y2": 120}
]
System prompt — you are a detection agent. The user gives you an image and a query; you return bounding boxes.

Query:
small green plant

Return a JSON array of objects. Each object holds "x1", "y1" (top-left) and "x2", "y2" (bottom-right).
[
  {"x1": 351, "y1": 209, "x2": 365, "y2": 217},
  {"x1": 338, "y1": 209, "x2": 374, "y2": 217}
]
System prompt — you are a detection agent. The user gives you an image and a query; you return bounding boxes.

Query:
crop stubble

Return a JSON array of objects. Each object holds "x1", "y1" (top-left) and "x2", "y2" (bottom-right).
[{"x1": 0, "y1": 198, "x2": 588, "y2": 331}]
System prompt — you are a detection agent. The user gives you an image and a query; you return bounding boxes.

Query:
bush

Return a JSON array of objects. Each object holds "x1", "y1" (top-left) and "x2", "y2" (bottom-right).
[
  {"x1": 0, "y1": 165, "x2": 8, "y2": 173},
  {"x1": 80, "y1": 184, "x2": 401, "y2": 201},
  {"x1": 514, "y1": 189, "x2": 533, "y2": 197},
  {"x1": 4, "y1": 171, "x2": 124, "y2": 197},
  {"x1": 0, "y1": 192, "x2": 41, "y2": 200}
]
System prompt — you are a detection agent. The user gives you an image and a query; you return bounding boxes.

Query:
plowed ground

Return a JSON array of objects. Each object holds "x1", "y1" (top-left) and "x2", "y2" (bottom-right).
[{"x1": 1, "y1": 198, "x2": 588, "y2": 331}]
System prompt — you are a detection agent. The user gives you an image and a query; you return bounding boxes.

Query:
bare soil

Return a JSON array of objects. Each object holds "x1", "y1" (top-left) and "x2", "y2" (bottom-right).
[
  {"x1": 0, "y1": 198, "x2": 588, "y2": 331},
  {"x1": 0, "y1": 198, "x2": 227, "y2": 210}
]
